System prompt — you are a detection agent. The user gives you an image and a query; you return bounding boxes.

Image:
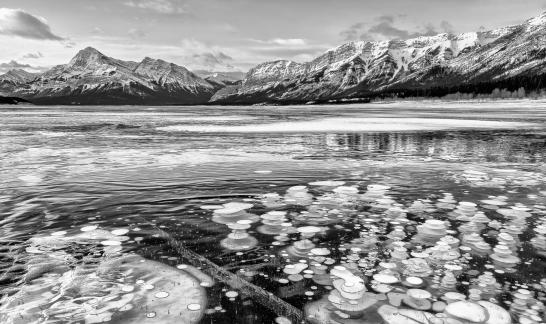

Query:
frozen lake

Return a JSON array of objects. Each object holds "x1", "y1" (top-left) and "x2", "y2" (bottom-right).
[{"x1": 0, "y1": 101, "x2": 545, "y2": 323}]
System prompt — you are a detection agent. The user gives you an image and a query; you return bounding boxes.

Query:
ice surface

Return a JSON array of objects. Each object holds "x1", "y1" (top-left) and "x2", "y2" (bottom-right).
[{"x1": 157, "y1": 117, "x2": 535, "y2": 133}]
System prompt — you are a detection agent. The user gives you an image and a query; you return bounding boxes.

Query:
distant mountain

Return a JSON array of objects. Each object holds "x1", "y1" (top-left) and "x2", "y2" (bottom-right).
[
  {"x1": 211, "y1": 12, "x2": 546, "y2": 104},
  {"x1": 193, "y1": 70, "x2": 245, "y2": 87},
  {"x1": 0, "y1": 69, "x2": 38, "y2": 94},
  {"x1": 1, "y1": 47, "x2": 220, "y2": 105}
]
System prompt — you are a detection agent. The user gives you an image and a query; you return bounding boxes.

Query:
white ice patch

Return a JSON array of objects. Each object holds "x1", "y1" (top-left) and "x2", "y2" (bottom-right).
[
  {"x1": 169, "y1": 116, "x2": 257, "y2": 122},
  {"x1": 18, "y1": 174, "x2": 43, "y2": 185},
  {"x1": 156, "y1": 117, "x2": 535, "y2": 133}
]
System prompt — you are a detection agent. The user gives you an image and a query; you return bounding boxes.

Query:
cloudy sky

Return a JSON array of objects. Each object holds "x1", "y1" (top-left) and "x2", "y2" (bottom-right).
[{"x1": 0, "y1": 0, "x2": 545, "y2": 73}]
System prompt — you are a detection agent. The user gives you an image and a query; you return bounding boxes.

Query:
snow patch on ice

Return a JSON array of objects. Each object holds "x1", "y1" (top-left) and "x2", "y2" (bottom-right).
[{"x1": 156, "y1": 117, "x2": 535, "y2": 133}]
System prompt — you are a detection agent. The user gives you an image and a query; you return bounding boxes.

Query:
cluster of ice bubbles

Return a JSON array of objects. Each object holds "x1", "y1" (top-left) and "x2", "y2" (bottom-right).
[
  {"x1": 454, "y1": 169, "x2": 545, "y2": 189},
  {"x1": 201, "y1": 170, "x2": 546, "y2": 324},
  {"x1": 3, "y1": 167, "x2": 546, "y2": 324},
  {"x1": 0, "y1": 225, "x2": 212, "y2": 323}
]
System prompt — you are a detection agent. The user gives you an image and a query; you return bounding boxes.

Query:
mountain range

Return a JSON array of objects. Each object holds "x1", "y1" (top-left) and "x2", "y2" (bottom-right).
[
  {"x1": 2, "y1": 12, "x2": 546, "y2": 105},
  {"x1": 0, "y1": 47, "x2": 243, "y2": 105}
]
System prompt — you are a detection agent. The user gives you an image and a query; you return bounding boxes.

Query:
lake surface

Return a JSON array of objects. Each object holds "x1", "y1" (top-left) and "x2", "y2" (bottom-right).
[{"x1": 0, "y1": 101, "x2": 545, "y2": 324}]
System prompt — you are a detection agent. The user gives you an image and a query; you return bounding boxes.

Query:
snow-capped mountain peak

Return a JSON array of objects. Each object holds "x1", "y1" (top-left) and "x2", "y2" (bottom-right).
[
  {"x1": 0, "y1": 69, "x2": 37, "y2": 83},
  {"x1": 1, "y1": 48, "x2": 221, "y2": 104},
  {"x1": 67, "y1": 47, "x2": 109, "y2": 68},
  {"x1": 527, "y1": 11, "x2": 546, "y2": 26},
  {"x1": 212, "y1": 11, "x2": 546, "y2": 104}
]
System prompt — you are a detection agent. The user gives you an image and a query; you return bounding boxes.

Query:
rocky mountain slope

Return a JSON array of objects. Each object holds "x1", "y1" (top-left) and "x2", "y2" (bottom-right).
[
  {"x1": 0, "y1": 69, "x2": 38, "y2": 93},
  {"x1": 212, "y1": 12, "x2": 546, "y2": 104},
  {"x1": 0, "y1": 47, "x2": 223, "y2": 105}
]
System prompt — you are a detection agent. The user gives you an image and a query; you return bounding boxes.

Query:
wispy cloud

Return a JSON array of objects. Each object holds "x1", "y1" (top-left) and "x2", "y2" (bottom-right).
[
  {"x1": 128, "y1": 28, "x2": 147, "y2": 39},
  {"x1": 191, "y1": 52, "x2": 233, "y2": 70},
  {"x1": 91, "y1": 27, "x2": 104, "y2": 34},
  {"x1": 0, "y1": 8, "x2": 63, "y2": 40},
  {"x1": 0, "y1": 60, "x2": 48, "y2": 73},
  {"x1": 340, "y1": 15, "x2": 455, "y2": 42},
  {"x1": 21, "y1": 52, "x2": 44, "y2": 59},
  {"x1": 269, "y1": 38, "x2": 306, "y2": 46},
  {"x1": 245, "y1": 38, "x2": 327, "y2": 62},
  {"x1": 251, "y1": 38, "x2": 307, "y2": 46},
  {"x1": 123, "y1": 0, "x2": 187, "y2": 14}
]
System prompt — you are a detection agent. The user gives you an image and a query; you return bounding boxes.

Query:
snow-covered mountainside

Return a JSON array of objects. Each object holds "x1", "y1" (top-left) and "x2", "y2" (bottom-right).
[
  {"x1": 1, "y1": 47, "x2": 221, "y2": 104},
  {"x1": 212, "y1": 12, "x2": 546, "y2": 104},
  {"x1": 193, "y1": 70, "x2": 245, "y2": 87},
  {"x1": 0, "y1": 69, "x2": 38, "y2": 94}
]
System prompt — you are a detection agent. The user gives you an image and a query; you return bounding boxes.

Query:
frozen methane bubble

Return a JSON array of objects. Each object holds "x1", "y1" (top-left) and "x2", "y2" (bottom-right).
[
  {"x1": 509, "y1": 289, "x2": 535, "y2": 318},
  {"x1": 403, "y1": 289, "x2": 432, "y2": 310},
  {"x1": 436, "y1": 193, "x2": 457, "y2": 209},
  {"x1": 444, "y1": 301, "x2": 488, "y2": 323},
  {"x1": 404, "y1": 276, "x2": 423, "y2": 287},
  {"x1": 284, "y1": 186, "x2": 313, "y2": 206},
  {"x1": 187, "y1": 304, "x2": 201, "y2": 311},
  {"x1": 414, "y1": 219, "x2": 448, "y2": 244},
  {"x1": 332, "y1": 186, "x2": 360, "y2": 201},
  {"x1": 439, "y1": 271, "x2": 457, "y2": 292},
  {"x1": 220, "y1": 221, "x2": 258, "y2": 251},
  {"x1": 378, "y1": 305, "x2": 435, "y2": 324},
  {"x1": 461, "y1": 233, "x2": 491, "y2": 256},
  {"x1": 327, "y1": 266, "x2": 378, "y2": 318},
  {"x1": 257, "y1": 211, "x2": 294, "y2": 235},
  {"x1": 274, "y1": 316, "x2": 292, "y2": 324},
  {"x1": 531, "y1": 224, "x2": 546, "y2": 257},
  {"x1": 481, "y1": 198, "x2": 508, "y2": 206},
  {"x1": 409, "y1": 199, "x2": 436, "y2": 215},
  {"x1": 212, "y1": 202, "x2": 259, "y2": 224},
  {"x1": 470, "y1": 272, "x2": 500, "y2": 299},
  {"x1": 154, "y1": 291, "x2": 169, "y2": 298},
  {"x1": 390, "y1": 245, "x2": 409, "y2": 262},
  {"x1": 81, "y1": 225, "x2": 98, "y2": 232},
  {"x1": 443, "y1": 292, "x2": 466, "y2": 304},
  {"x1": 283, "y1": 263, "x2": 308, "y2": 275},
  {"x1": 478, "y1": 301, "x2": 511, "y2": 324},
  {"x1": 471, "y1": 212, "x2": 491, "y2": 229},
  {"x1": 427, "y1": 241, "x2": 460, "y2": 265},
  {"x1": 310, "y1": 247, "x2": 330, "y2": 256},
  {"x1": 497, "y1": 232, "x2": 517, "y2": 251},
  {"x1": 111, "y1": 228, "x2": 129, "y2": 236},
  {"x1": 449, "y1": 201, "x2": 478, "y2": 221},
  {"x1": 490, "y1": 244, "x2": 520, "y2": 269},
  {"x1": 496, "y1": 208, "x2": 532, "y2": 220},
  {"x1": 286, "y1": 226, "x2": 322, "y2": 258},
  {"x1": 310, "y1": 263, "x2": 331, "y2": 286},
  {"x1": 309, "y1": 180, "x2": 346, "y2": 187},
  {"x1": 100, "y1": 240, "x2": 122, "y2": 246},
  {"x1": 362, "y1": 184, "x2": 391, "y2": 200},
  {"x1": 373, "y1": 273, "x2": 399, "y2": 284},
  {"x1": 458, "y1": 221, "x2": 482, "y2": 236},
  {"x1": 403, "y1": 258, "x2": 432, "y2": 277},
  {"x1": 439, "y1": 235, "x2": 460, "y2": 249},
  {"x1": 260, "y1": 193, "x2": 285, "y2": 208}
]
